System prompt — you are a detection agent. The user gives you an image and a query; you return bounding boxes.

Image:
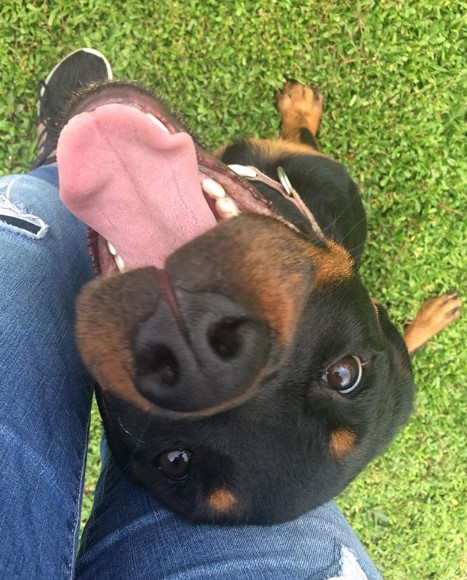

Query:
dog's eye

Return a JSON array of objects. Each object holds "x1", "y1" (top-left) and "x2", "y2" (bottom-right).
[
  {"x1": 323, "y1": 355, "x2": 363, "y2": 394},
  {"x1": 154, "y1": 449, "x2": 192, "y2": 480}
]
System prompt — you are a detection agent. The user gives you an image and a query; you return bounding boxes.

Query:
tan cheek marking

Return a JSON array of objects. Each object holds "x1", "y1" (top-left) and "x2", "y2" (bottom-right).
[
  {"x1": 330, "y1": 428, "x2": 357, "y2": 458},
  {"x1": 207, "y1": 489, "x2": 238, "y2": 515},
  {"x1": 309, "y1": 241, "x2": 354, "y2": 286}
]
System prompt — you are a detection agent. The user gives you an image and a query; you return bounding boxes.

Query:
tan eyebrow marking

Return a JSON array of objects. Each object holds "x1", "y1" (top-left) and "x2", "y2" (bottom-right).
[{"x1": 207, "y1": 488, "x2": 238, "y2": 514}]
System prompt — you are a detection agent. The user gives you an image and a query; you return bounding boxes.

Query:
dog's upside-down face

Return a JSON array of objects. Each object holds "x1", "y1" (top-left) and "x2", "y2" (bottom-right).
[{"x1": 57, "y1": 81, "x2": 415, "y2": 524}]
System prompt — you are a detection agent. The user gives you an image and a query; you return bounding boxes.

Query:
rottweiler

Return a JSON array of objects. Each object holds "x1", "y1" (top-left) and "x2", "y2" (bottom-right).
[{"x1": 56, "y1": 79, "x2": 462, "y2": 524}]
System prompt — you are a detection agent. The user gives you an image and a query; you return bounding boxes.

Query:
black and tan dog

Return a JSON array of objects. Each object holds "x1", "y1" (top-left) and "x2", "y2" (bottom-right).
[{"x1": 56, "y1": 79, "x2": 461, "y2": 524}]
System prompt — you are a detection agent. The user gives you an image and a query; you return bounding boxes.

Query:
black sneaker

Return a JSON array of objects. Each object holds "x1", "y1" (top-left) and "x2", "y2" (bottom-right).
[{"x1": 31, "y1": 48, "x2": 113, "y2": 169}]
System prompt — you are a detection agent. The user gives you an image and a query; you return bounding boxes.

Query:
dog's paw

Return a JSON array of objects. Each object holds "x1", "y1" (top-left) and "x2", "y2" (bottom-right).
[
  {"x1": 404, "y1": 291, "x2": 462, "y2": 355},
  {"x1": 275, "y1": 80, "x2": 323, "y2": 140},
  {"x1": 275, "y1": 79, "x2": 322, "y2": 115}
]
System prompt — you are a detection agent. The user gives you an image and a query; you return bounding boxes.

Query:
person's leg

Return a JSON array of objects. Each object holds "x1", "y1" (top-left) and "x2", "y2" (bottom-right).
[
  {"x1": 77, "y1": 437, "x2": 381, "y2": 579},
  {"x1": 0, "y1": 166, "x2": 94, "y2": 578},
  {"x1": 0, "y1": 48, "x2": 112, "y2": 578}
]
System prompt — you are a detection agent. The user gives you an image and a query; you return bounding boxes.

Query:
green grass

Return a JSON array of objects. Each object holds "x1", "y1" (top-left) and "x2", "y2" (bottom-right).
[{"x1": 1, "y1": 1, "x2": 465, "y2": 576}]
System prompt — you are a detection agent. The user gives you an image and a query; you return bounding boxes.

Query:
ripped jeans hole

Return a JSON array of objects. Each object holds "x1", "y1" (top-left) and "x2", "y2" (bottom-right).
[{"x1": 0, "y1": 198, "x2": 48, "y2": 238}]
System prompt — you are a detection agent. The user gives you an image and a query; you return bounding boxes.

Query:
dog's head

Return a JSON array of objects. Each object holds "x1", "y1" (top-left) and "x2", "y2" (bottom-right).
[{"x1": 58, "y1": 81, "x2": 414, "y2": 524}]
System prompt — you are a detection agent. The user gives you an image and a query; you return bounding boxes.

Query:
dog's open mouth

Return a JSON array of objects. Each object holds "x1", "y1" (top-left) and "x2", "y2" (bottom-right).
[
  {"x1": 57, "y1": 82, "x2": 288, "y2": 276},
  {"x1": 55, "y1": 82, "x2": 324, "y2": 418}
]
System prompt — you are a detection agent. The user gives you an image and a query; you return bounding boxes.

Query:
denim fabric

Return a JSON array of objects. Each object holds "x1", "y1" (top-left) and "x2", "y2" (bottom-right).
[
  {"x1": 0, "y1": 167, "x2": 381, "y2": 579},
  {"x1": 0, "y1": 168, "x2": 95, "y2": 578}
]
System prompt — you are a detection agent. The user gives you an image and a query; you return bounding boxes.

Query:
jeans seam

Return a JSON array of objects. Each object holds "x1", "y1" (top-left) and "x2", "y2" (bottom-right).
[{"x1": 67, "y1": 391, "x2": 92, "y2": 580}]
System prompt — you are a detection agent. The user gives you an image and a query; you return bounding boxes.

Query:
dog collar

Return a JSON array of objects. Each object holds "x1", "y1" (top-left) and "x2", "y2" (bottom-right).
[{"x1": 228, "y1": 164, "x2": 325, "y2": 240}]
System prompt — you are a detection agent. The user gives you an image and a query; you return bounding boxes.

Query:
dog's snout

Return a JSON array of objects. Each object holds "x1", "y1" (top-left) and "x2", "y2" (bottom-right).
[{"x1": 133, "y1": 292, "x2": 271, "y2": 412}]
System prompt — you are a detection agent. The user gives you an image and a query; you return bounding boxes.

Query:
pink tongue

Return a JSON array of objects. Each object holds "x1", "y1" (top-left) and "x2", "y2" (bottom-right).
[{"x1": 57, "y1": 104, "x2": 216, "y2": 269}]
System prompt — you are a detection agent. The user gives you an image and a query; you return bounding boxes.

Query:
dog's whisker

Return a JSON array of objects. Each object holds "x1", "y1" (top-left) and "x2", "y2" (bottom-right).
[
  {"x1": 117, "y1": 416, "x2": 147, "y2": 444},
  {"x1": 340, "y1": 215, "x2": 368, "y2": 245}
]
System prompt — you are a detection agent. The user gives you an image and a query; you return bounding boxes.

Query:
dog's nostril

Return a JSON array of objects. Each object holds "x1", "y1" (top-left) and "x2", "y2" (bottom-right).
[
  {"x1": 137, "y1": 344, "x2": 179, "y2": 386},
  {"x1": 208, "y1": 317, "x2": 244, "y2": 359}
]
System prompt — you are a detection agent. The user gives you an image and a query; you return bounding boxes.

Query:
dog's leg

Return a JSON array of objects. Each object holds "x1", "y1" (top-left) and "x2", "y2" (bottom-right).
[
  {"x1": 404, "y1": 291, "x2": 462, "y2": 355},
  {"x1": 275, "y1": 80, "x2": 323, "y2": 150}
]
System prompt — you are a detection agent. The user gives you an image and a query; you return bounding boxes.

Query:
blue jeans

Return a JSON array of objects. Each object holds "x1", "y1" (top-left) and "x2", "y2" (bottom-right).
[{"x1": 0, "y1": 166, "x2": 381, "y2": 579}]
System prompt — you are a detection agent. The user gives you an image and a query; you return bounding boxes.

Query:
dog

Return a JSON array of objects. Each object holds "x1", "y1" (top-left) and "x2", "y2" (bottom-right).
[{"x1": 56, "y1": 79, "x2": 462, "y2": 524}]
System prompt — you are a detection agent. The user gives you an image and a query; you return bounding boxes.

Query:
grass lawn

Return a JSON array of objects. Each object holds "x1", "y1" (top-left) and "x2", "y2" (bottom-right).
[{"x1": 1, "y1": 1, "x2": 465, "y2": 577}]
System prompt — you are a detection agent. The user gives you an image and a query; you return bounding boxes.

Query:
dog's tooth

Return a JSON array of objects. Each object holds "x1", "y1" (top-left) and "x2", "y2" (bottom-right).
[
  {"x1": 107, "y1": 241, "x2": 118, "y2": 256},
  {"x1": 146, "y1": 113, "x2": 170, "y2": 133},
  {"x1": 228, "y1": 164, "x2": 257, "y2": 178},
  {"x1": 215, "y1": 196, "x2": 239, "y2": 219},
  {"x1": 114, "y1": 254, "x2": 127, "y2": 273},
  {"x1": 201, "y1": 177, "x2": 226, "y2": 200}
]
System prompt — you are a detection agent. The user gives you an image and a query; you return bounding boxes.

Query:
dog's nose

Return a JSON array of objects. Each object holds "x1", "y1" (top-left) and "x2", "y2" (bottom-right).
[{"x1": 132, "y1": 292, "x2": 271, "y2": 412}]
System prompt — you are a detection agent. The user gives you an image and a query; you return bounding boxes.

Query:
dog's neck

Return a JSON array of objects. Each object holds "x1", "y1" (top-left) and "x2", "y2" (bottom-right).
[{"x1": 228, "y1": 164, "x2": 325, "y2": 240}]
